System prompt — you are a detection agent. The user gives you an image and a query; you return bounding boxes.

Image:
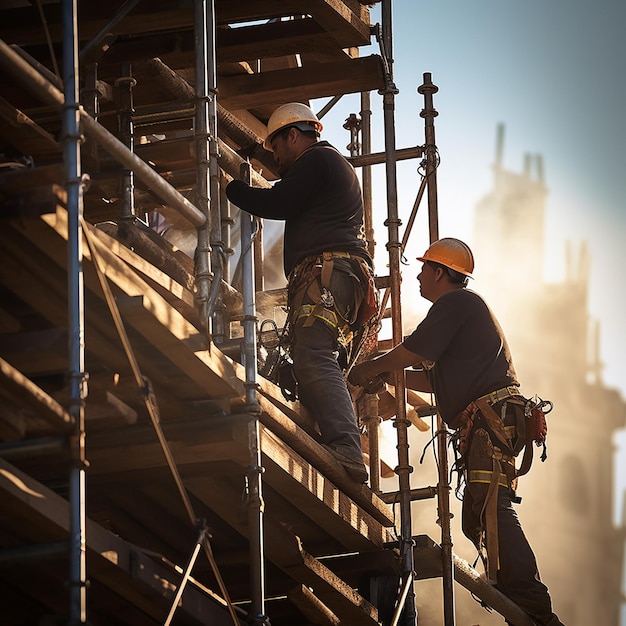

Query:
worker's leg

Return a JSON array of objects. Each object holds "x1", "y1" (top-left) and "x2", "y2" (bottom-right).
[
  {"x1": 495, "y1": 487, "x2": 563, "y2": 625},
  {"x1": 292, "y1": 320, "x2": 362, "y2": 455},
  {"x1": 291, "y1": 264, "x2": 364, "y2": 463}
]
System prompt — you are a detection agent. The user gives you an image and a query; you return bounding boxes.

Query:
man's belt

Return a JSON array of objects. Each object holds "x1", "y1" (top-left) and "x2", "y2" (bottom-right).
[{"x1": 476, "y1": 385, "x2": 521, "y2": 405}]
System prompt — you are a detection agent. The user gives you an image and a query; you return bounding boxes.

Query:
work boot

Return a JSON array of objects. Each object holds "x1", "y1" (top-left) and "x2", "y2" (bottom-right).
[{"x1": 322, "y1": 444, "x2": 369, "y2": 483}]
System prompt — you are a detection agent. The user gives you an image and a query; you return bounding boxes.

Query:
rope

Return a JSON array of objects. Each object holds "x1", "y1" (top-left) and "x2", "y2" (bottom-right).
[{"x1": 79, "y1": 217, "x2": 240, "y2": 625}]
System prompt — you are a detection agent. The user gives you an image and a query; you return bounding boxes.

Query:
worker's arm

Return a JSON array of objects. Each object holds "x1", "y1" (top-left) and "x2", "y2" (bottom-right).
[
  {"x1": 349, "y1": 343, "x2": 430, "y2": 388},
  {"x1": 404, "y1": 369, "x2": 433, "y2": 393}
]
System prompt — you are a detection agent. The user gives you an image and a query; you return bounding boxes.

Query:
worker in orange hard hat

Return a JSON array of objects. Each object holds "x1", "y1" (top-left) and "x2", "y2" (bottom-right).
[
  {"x1": 349, "y1": 237, "x2": 565, "y2": 626},
  {"x1": 226, "y1": 102, "x2": 378, "y2": 484}
]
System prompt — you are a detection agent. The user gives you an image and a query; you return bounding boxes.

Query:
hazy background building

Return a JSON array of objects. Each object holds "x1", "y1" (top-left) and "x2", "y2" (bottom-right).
[{"x1": 384, "y1": 125, "x2": 626, "y2": 624}]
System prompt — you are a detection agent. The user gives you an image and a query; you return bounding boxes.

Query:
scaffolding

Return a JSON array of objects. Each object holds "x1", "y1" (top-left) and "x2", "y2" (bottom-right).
[{"x1": 0, "y1": 1, "x2": 540, "y2": 625}]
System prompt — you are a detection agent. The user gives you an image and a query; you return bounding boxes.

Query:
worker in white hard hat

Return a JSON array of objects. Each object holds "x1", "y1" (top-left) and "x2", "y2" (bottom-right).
[
  {"x1": 349, "y1": 238, "x2": 565, "y2": 626},
  {"x1": 226, "y1": 102, "x2": 378, "y2": 483}
]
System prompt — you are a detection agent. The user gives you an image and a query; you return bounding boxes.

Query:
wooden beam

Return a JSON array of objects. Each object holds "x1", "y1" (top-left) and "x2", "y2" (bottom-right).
[
  {"x1": 0, "y1": 356, "x2": 73, "y2": 433},
  {"x1": 37, "y1": 207, "x2": 245, "y2": 399},
  {"x1": 186, "y1": 473, "x2": 380, "y2": 625},
  {"x1": 216, "y1": 19, "x2": 356, "y2": 63},
  {"x1": 219, "y1": 55, "x2": 384, "y2": 110},
  {"x1": 0, "y1": 223, "x2": 192, "y2": 418},
  {"x1": 260, "y1": 425, "x2": 395, "y2": 551},
  {"x1": 0, "y1": 0, "x2": 371, "y2": 47},
  {"x1": 0, "y1": 96, "x2": 59, "y2": 162},
  {"x1": 287, "y1": 585, "x2": 341, "y2": 626},
  {"x1": 0, "y1": 457, "x2": 240, "y2": 625},
  {"x1": 85, "y1": 415, "x2": 253, "y2": 476},
  {"x1": 257, "y1": 394, "x2": 395, "y2": 527},
  {"x1": 215, "y1": 0, "x2": 371, "y2": 45}
]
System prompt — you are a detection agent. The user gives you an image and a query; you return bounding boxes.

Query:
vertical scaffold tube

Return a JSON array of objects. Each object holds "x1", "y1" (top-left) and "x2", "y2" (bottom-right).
[
  {"x1": 62, "y1": 0, "x2": 88, "y2": 623},
  {"x1": 194, "y1": 0, "x2": 212, "y2": 326},
  {"x1": 381, "y1": 1, "x2": 417, "y2": 623},
  {"x1": 240, "y1": 161, "x2": 266, "y2": 626},
  {"x1": 418, "y1": 72, "x2": 455, "y2": 626},
  {"x1": 117, "y1": 62, "x2": 136, "y2": 221},
  {"x1": 206, "y1": 0, "x2": 226, "y2": 326},
  {"x1": 360, "y1": 91, "x2": 375, "y2": 259}
]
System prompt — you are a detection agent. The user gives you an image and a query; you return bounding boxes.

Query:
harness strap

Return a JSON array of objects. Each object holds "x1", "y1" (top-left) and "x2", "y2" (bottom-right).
[
  {"x1": 467, "y1": 469, "x2": 509, "y2": 488},
  {"x1": 457, "y1": 394, "x2": 521, "y2": 585},
  {"x1": 321, "y1": 251, "x2": 335, "y2": 289},
  {"x1": 474, "y1": 396, "x2": 511, "y2": 450},
  {"x1": 516, "y1": 408, "x2": 539, "y2": 477},
  {"x1": 289, "y1": 251, "x2": 370, "y2": 338},
  {"x1": 481, "y1": 456, "x2": 502, "y2": 583}
]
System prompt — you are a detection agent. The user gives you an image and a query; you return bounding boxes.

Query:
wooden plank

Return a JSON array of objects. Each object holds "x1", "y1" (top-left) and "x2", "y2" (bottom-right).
[
  {"x1": 0, "y1": 328, "x2": 68, "y2": 377},
  {"x1": 186, "y1": 474, "x2": 380, "y2": 626},
  {"x1": 256, "y1": 375, "x2": 318, "y2": 436},
  {"x1": 0, "y1": 457, "x2": 241, "y2": 625},
  {"x1": 24, "y1": 206, "x2": 245, "y2": 399},
  {"x1": 260, "y1": 425, "x2": 395, "y2": 551},
  {"x1": 0, "y1": 356, "x2": 73, "y2": 432},
  {"x1": 0, "y1": 222, "x2": 191, "y2": 414},
  {"x1": 0, "y1": 5, "x2": 195, "y2": 46},
  {"x1": 287, "y1": 585, "x2": 341, "y2": 626},
  {"x1": 257, "y1": 394, "x2": 395, "y2": 527},
  {"x1": 215, "y1": 0, "x2": 371, "y2": 44},
  {"x1": 0, "y1": 182, "x2": 68, "y2": 219},
  {"x1": 0, "y1": 96, "x2": 59, "y2": 161},
  {"x1": 85, "y1": 415, "x2": 253, "y2": 476},
  {"x1": 306, "y1": 0, "x2": 372, "y2": 44},
  {"x1": 99, "y1": 19, "x2": 355, "y2": 67},
  {"x1": 219, "y1": 55, "x2": 385, "y2": 110},
  {"x1": 216, "y1": 19, "x2": 356, "y2": 63}
]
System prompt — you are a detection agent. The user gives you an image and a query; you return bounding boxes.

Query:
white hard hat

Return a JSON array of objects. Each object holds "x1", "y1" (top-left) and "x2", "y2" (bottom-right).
[{"x1": 263, "y1": 102, "x2": 323, "y2": 150}]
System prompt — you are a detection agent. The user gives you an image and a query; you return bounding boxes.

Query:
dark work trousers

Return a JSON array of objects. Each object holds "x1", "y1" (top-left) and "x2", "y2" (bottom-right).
[
  {"x1": 463, "y1": 482, "x2": 555, "y2": 624},
  {"x1": 290, "y1": 261, "x2": 364, "y2": 462},
  {"x1": 461, "y1": 398, "x2": 558, "y2": 624}
]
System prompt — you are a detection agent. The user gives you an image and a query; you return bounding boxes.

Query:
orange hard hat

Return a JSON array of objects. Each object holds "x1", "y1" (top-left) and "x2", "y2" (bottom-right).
[
  {"x1": 417, "y1": 238, "x2": 474, "y2": 277},
  {"x1": 263, "y1": 102, "x2": 323, "y2": 150}
]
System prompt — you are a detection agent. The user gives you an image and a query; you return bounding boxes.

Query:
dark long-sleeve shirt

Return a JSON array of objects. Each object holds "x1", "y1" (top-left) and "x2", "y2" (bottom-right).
[{"x1": 225, "y1": 141, "x2": 369, "y2": 276}]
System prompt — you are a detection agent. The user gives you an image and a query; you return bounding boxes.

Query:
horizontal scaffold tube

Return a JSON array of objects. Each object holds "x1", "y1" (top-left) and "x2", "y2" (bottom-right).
[
  {"x1": 348, "y1": 145, "x2": 423, "y2": 168},
  {"x1": 0, "y1": 38, "x2": 206, "y2": 228}
]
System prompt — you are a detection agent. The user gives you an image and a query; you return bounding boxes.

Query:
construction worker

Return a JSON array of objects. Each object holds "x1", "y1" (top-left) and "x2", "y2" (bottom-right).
[
  {"x1": 348, "y1": 238, "x2": 565, "y2": 626},
  {"x1": 225, "y1": 102, "x2": 377, "y2": 483}
]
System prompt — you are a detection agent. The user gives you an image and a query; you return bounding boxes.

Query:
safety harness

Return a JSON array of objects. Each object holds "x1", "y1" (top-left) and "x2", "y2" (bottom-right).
[
  {"x1": 289, "y1": 251, "x2": 377, "y2": 340},
  {"x1": 268, "y1": 251, "x2": 378, "y2": 403},
  {"x1": 452, "y1": 387, "x2": 552, "y2": 582}
]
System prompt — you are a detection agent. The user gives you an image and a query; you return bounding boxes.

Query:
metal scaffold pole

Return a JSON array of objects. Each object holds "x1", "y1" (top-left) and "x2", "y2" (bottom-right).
[
  {"x1": 62, "y1": 0, "x2": 88, "y2": 622},
  {"x1": 193, "y1": 0, "x2": 213, "y2": 326},
  {"x1": 240, "y1": 161, "x2": 267, "y2": 626},
  {"x1": 380, "y1": 1, "x2": 417, "y2": 623},
  {"x1": 418, "y1": 72, "x2": 456, "y2": 625}
]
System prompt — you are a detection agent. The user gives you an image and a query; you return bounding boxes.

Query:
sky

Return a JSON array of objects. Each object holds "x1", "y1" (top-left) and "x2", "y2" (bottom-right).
[
  {"x1": 317, "y1": 0, "x2": 625, "y2": 398},
  {"x1": 314, "y1": 0, "x2": 625, "y2": 621}
]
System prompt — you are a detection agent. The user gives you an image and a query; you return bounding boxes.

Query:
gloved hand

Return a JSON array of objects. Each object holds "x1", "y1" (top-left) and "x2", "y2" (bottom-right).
[
  {"x1": 348, "y1": 360, "x2": 375, "y2": 387},
  {"x1": 349, "y1": 362, "x2": 389, "y2": 394}
]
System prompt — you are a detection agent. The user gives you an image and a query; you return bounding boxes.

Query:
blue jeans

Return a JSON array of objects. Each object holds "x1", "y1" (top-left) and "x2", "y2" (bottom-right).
[{"x1": 290, "y1": 260, "x2": 364, "y2": 460}]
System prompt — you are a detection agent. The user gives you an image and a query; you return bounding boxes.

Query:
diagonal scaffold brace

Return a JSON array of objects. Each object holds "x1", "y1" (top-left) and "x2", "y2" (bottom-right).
[{"x1": 79, "y1": 216, "x2": 242, "y2": 625}]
